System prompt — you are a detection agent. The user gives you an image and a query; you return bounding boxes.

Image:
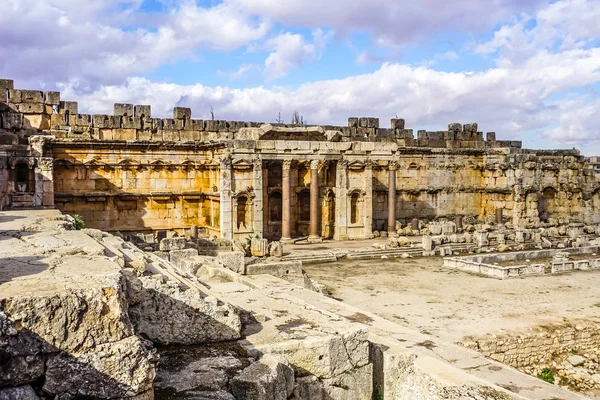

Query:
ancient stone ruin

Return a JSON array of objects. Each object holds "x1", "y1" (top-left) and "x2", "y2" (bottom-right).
[{"x1": 1, "y1": 78, "x2": 600, "y2": 399}]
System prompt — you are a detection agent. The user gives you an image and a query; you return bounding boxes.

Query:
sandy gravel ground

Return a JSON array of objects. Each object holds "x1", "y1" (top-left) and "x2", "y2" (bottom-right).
[{"x1": 303, "y1": 256, "x2": 600, "y2": 342}]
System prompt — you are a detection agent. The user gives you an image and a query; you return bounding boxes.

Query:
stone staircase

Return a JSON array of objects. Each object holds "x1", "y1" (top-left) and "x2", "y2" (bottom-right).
[{"x1": 9, "y1": 192, "x2": 35, "y2": 208}]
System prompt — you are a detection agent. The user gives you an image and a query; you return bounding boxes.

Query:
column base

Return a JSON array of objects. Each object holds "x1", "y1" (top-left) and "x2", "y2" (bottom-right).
[
  {"x1": 388, "y1": 231, "x2": 399, "y2": 238},
  {"x1": 308, "y1": 235, "x2": 323, "y2": 244},
  {"x1": 280, "y1": 237, "x2": 294, "y2": 244}
]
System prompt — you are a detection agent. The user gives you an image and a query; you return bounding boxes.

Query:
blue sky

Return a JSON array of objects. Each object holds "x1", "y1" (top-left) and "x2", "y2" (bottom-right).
[{"x1": 1, "y1": 0, "x2": 599, "y2": 153}]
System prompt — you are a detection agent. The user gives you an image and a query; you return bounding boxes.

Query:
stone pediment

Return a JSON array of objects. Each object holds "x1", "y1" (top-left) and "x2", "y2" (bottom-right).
[{"x1": 232, "y1": 159, "x2": 254, "y2": 170}]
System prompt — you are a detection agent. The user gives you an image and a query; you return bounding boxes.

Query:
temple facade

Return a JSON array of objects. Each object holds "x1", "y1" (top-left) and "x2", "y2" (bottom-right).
[{"x1": 1, "y1": 78, "x2": 599, "y2": 242}]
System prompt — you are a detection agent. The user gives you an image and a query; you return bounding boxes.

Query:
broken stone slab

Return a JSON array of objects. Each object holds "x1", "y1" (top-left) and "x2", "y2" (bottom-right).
[
  {"x1": 180, "y1": 255, "x2": 219, "y2": 275},
  {"x1": 169, "y1": 248, "x2": 199, "y2": 267},
  {"x1": 159, "y1": 237, "x2": 187, "y2": 251},
  {"x1": 251, "y1": 328, "x2": 369, "y2": 380},
  {"x1": 43, "y1": 335, "x2": 156, "y2": 398},
  {"x1": 216, "y1": 251, "x2": 245, "y2": 274},
  {"x1": 322, "y1": 363, "x2": 373, "y2": 400},
  {"x1": 127, "y1": 276, "x2": 242, "y2": 345},
  {"x1": 230, "y1": 354, "x2": 295, "y2": 400},
  {"x1": 245, "y1": 261, "x2": 304, "y2": 286},
  {"x1": 268, "y1": 241, "x2": 284, "y2": 257}
]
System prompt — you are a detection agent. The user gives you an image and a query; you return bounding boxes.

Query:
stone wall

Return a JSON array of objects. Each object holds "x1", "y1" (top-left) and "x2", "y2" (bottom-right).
[{"x1": 1, "y1": 78, "x2": 599, "y2": 241}]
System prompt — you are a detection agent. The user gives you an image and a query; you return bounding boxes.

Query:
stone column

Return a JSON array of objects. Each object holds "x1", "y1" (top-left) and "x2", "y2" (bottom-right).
[
  {"x1": 309, "y1": 160, "x2": 321, "y2": 241},
  {"x1": 388, "y1": 161, "x2": 398, "y2": 237},
  {"x1": 334, "y1": 160, "x2": 349, "y2": 240},
  {"x1": 281, "y1": 160, "x2": 292, "y2": 242},
  {"x1": 363, "y1": 161, "x2": 374, "y2": 239},
  {"x1": 252, "y1": 159, "x2": 264, "y2": 238},
  {"x1": 219, "y1": 157, "x2": 233, "y2": 240},
  {"x1": 36, "y1": 157, "x2": 54, "y2": 207}
]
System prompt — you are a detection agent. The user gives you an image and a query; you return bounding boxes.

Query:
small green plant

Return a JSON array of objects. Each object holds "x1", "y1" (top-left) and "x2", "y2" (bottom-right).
[
  {"x1": 537, "y1": 367, "x2": 555, "y2": 384},
  {"x1": 373, "y1": 393, "x2": 384, "y2": 400},
  {"x1": 73, "y1": 214, "x2": 85, "y2": 230}
]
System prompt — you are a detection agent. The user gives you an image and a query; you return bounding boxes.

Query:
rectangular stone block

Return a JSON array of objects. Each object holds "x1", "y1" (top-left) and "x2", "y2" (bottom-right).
[
  {"x1": 216, "y1": 251, "x2": 245, "y2": 274},
  {"x1": 0, "y1": 79, "x2": 14, "y2": 91},
  {"x1": 205, "y1": 120, "x2": 218, "y2": 131},
  {"x1": 44, "y1": 91, "x2": 60, "y2": 105},
  {"x1": 180, "y1": 130, "x2": 201, "y2": 141},
  {"x1": 50, "y1": 114, "x2": 68, "y2": 129},
  {"x1": 69, "y1": 114, "x2": 92, "y2": 127},
  {"x1": 134, "y1": 105, "x2": 151, "y2": 118},
  {"x1": 59, "y1": 101, "x2": 78, "y2": 115},
  {"x1": 7, "y1": 89, "x2": 21, "y2": 103},
  {"x1": 227, "y1": 121, "x2": 244, "y2": 132},
  {"x1": 390, "y1": 118, "x2": 405, "y2": 130},
  {"x1": 486, "y1": 132, "x2": 496, "y2": 141},
  {"x1": 448, "y1": 122, "x2": 462, "y2": 132},
  {"x1": 161, "y1": 118, "x2": 178, "y2": 130},
  {"x1": 173, "y1": 107, "x2": 191, "y2": 120},
  {"x1": 349, "y1": 118, "x2": 359, "y2": 128},
  {"x1": 184, "y1": 119, "x2": 204, "y2": 131},
  {"x1": 162, "y1": 130, "x2": 180, "y2": 141},
  {"x1": 159, "y1": 237, "x2": 187, "y2": 251},
  {"x1": 359, "y1": 117, "x2": 379, "y2": 128},
  {"x1": 20, "y1": 90, "x2": 43, "y2": 103},
  {"x1": 24, "y1": 114, "x2": 50, "y2": 130},
  {"x1": 463, "y1": 122, "x2": 478, "y2": 133},
  {"x1": 121, "y1": 116, "x2": 142, "y2": 129},
  {"x1": 17, "y1": 103, "x2": 44, "y2": 114},
  {"x1": 114, "y1": 103, "x2": 133, "y2": 116},
  {"x1": 2, "y1": 113, "x2": 23, "y2": 129},
  {"x1": 250, "y1": 238, "x2": 269, "y2": 257},
  {"x1": 170, "y1": 248, "x2": 199, "y2": 267},
  {"x1": 92, "y1": 115, "x2": 120, "y2": 129}
]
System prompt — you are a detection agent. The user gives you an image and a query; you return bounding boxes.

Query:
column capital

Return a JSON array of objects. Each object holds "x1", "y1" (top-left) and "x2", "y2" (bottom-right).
[
  {"x1": 282, "y1": 159, "x2": 292, "y2": 170},
  {"x1": 310, "y1": 159, "x2": 320, "y2": 170},
  {"x1": 365, "y1": 160, "x2": 373, "y2": 171},
  {"x1": 220, "y1": 156, "x2": 232, "y2": 169},
  {"x1": 253, "y1": 158, "x2": 263, "y2": 169},
  {"x1": 389, "y1": 161, "x2": 399, "y2": 171}
]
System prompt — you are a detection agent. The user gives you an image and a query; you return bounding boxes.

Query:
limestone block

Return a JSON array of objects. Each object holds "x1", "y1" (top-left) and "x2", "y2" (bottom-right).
[
  {"x1": 323, "y1": 363, "x2": 372, "y2": 400},
  {"x1": 441, "y1": 222, "x2": 456, "y2": 235},
  {"x1": 114, "y1": 103, "x2": 133, "y2": 116},
  {"x1": 161, "y1": 118, "x2": 179, "y2": 130},
  {"x1": 463, "y1": 122, "x2": 478, "y2": 133},
  {"x1": 251, "y1": 238, "x2": 269, "y2": 257},
  {"x1": 8, "y1": 89, "x2": 21, "y2": 102},
  {"x1": 92, "y1": 114, "x2": 120, "y2": 129},
  {"x1": 17, "y1": 102, "x2": 44, "y2": 114},
  {"x1": 122, "y1": 116, "x2": 142, "y2": 129},
  {"x1": 231, "y1": 355, "x2": 295, "y2": 400},
  {"x1": 2, "y1": 112, "x2": 23, "y2": 129},
  {"x1": 268, "y1": 241, "x2": 283, "y2": 257},
  {"x1": 391, "y1": 118, "x2": 405, "y2": 130},
  {"x1": 134, "y1": 104, "x2": 151, "y2": 118},
  {"x1": 0, "y1": 79, "x2": 14, "y2": 91},
  {"x1": 448, "y1": 122, "x2": 462, "y2": 132},
  {"x1": 43, "y1": 91, "x2": 60, "y2": 105},
  {"x1": 68, "y1": 113, "x2": 91, "y2": 127},
  {"x1": 486, "y1": 132, "x2": 496, "y2": 141},
  {"x1": 184, "y1": 119, "x2": 204, "y2": 131},
  {"x1": 159, "y1": 237, "x2": 187, "y2": 251},
  {"x1": 173, "y1": 107, "x2": 191, "y2": 120},
  {"x1": 358, "y1": 117, "x2": 379, "y2": 128},
  {"x1": 59, "y1": 101, "x2": 78, "y2": 115},
  {"x1": 293, "y1": 376, "x2": 324, "y2": 400},
  {"x1": 347, "y1": 117, "x2": 358, "y2": 128},
  {"x1": 180, "y1": 255, "x2": 217, "y2": 275},
  {"x1": 43, "y1": 335, "x2": 156, "y2": 398},
  {"x1": 170, "y1": 248, "x2": 199, "y2": 267},
  {"x1": 475, "y1": 231, "x2": 489, "y2": 247},
  {"x1": 256, "y1": 329, "x2": 369, "y2": 379},
  {"x1": 127, "y1": 276, "x2": 242, "y2": 345},
  {"x1": 23, "y1": 114, "x2": 50, "y2": 130},
  {"x1": 20, "y1": 90, "x2": 43, "y2": 103},
  {"x1": 422, "y1": 235, "x2": 433, "y2": 251},
  {"x1": 216, "y1": 251, "x2": 245, "y2": 274},
  {"x1": 428, "y1": 223, "x2": 442, "y2": 235}
]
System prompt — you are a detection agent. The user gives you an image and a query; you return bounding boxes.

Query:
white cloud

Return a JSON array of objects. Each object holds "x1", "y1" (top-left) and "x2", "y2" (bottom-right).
[
  {"x1": 227, "y1": 0, "x2": 546, "y2": 47},
  {"x1": 0, "y1": 0, "x2": 270, "y2": 88}
]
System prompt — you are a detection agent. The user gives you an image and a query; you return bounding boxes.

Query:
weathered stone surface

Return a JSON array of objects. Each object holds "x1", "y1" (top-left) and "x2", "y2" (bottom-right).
[
  {"x1": 43, "y1": 336, "x2": 156, "y2": 398},
  {"x1": 231, "y1": 355, "x2": 295, "y2": 400},
  {"x1": 322, "y1": 363, "x2": 373, "y2": 400},
  {"x1": 170, "y1": 248, "x2": 199, "y2": 267},
  {"x1": 268, "y1": 241, "x2": 284, "y2": 257},
  {"x1": 159, "y1": 237, "x2": 187, "y2": 251},
  {"x1": 0, "y1": 385, "x2": 40, "y2": 400},
  {"x1": 251, "y1": 238, "x2": 269, "y2": 257},
  {"x1": 127, "y1": 276, "x2": 242, "y2": 345},
  {"x1": 216, "y1": 251, "x2": 245, "y2": 274}
]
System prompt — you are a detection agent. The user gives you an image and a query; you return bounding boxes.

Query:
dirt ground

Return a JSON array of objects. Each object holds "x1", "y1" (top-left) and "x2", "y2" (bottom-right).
[{"x1": 303, "y1": 256, "x2": 600, "y2": 342}]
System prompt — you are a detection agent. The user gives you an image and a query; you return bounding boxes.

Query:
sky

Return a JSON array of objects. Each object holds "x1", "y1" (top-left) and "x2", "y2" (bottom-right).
[{"x1": 1, "y1": 0, "x2": 599, "y2": 154}]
